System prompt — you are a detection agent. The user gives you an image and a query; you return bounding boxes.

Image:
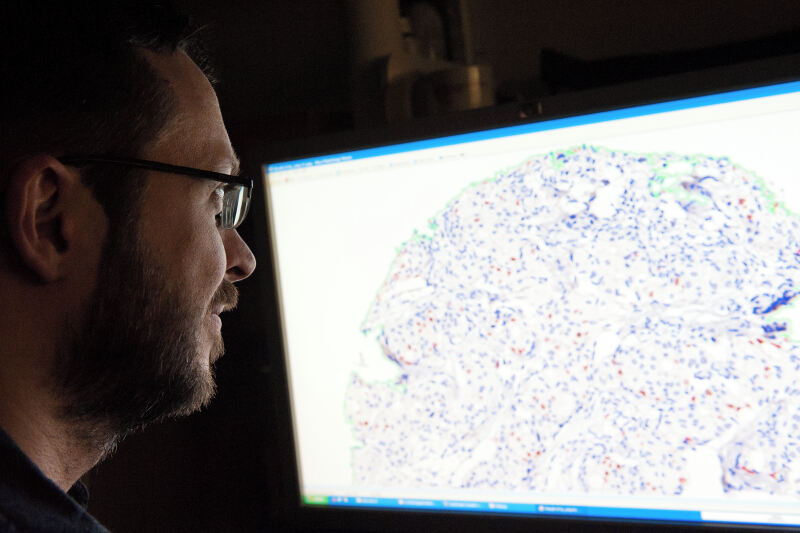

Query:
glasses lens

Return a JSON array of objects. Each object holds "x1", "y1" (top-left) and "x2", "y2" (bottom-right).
[{"x1": 221, "y1": 184, "x2": 251, "y2": 229}]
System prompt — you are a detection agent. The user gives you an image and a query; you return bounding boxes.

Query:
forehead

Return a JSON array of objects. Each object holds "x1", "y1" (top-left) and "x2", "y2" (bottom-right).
[{"x1": 140, "y1": 49, "x2": 235, "y2": 173}]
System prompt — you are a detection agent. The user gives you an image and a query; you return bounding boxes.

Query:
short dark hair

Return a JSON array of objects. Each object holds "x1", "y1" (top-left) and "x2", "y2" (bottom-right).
[{"x1": 0, "y1": 1, "x2": 212, "y2": 228}]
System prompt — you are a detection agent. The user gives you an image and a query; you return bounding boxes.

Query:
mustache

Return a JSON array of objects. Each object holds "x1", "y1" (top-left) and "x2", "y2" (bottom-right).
[{"x1": 210, "y1": 280, "x2": 239, "y2": 312}]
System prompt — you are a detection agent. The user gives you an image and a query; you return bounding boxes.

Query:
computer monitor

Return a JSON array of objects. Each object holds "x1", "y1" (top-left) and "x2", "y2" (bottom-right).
[{"x1": 261, "y1": 54, "x2": 800, "y2": 531}]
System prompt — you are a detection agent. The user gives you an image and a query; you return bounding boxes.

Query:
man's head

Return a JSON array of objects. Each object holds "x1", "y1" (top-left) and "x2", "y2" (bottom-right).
[{"x1": 0, "y1": 2, "x2": 256, "y2": 448}]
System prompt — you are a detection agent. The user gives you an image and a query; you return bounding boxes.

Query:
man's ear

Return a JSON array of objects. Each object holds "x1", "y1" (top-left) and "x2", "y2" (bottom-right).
[{"x1": 4, "y1": 154, "x2": 81, "y2": 282}]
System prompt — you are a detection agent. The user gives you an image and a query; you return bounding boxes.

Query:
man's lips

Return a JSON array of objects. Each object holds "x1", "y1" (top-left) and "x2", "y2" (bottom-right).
[
  {"x1": 208, "y1": 281, "x2": 239, "y2": 330},
  {"x1": 209, "y1": 302, "x2": 235, "y2": 330}
]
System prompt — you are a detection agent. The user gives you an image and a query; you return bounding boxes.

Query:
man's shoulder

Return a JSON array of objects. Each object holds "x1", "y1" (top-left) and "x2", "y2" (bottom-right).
[{"x1": 0, "y1": 480, "x2": 109, "y2": 533}]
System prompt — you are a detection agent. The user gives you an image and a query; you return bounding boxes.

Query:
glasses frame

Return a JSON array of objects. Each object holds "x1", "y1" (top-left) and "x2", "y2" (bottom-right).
[{"x1": 58, "y1": 155, "x2": 253, "y2": 228}]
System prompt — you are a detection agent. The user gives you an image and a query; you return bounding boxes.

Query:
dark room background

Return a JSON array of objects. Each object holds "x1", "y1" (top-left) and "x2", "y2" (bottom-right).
[{"x1": 82, "y1": 1, "x2": 800, "y2": 531}]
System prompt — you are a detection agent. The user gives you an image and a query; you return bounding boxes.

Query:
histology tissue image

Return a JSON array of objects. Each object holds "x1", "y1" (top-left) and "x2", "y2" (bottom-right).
[{"x1": 345, "y1": 145, "x2": 800, "y2": 496}]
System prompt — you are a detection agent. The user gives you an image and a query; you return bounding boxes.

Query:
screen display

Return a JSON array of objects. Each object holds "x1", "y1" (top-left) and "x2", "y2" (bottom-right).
[{"x1": 264, "y1": 77, "x2": 800, "y2": 528}]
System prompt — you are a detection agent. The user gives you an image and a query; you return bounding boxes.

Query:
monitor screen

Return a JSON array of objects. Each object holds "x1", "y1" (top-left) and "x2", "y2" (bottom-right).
[{"x1": 263, "y1": 62, "x2": 800, "y2": 530}]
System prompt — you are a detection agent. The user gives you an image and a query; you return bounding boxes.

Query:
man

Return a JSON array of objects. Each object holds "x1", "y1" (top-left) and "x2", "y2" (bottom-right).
[{"x1": 0, "y1": 3, "x2": 256, "y2": 531}]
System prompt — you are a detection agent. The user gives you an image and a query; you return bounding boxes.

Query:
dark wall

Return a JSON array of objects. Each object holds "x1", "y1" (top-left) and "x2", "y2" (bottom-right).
[
  {"x1": 469, "y1": 0, "x2": 800, "y2": 94},
  {"x1": 84, "y1": 2, "x2": 800, "y2": 532},
  {"x1": 179, "y1": 1, "x2": 352, "y2": 142}
]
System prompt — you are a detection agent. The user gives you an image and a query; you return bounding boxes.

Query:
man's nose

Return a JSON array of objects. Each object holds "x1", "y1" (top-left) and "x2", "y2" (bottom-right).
[{"x1": 222, "y1": 229, "x2": 256, "y2": 282}]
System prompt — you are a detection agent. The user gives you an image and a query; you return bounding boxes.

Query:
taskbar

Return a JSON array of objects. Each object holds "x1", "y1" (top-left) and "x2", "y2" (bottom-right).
[{"x1": 302, "y1": 495, "x2": 800, "y2": 527}]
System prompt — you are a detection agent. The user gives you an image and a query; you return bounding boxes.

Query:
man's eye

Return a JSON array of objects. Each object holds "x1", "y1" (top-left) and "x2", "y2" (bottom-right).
[
  {"x1": 213, "y1": 186, "x2": 225, "y2": 226},
  {"x1": 212, "y1": 185, "x2": 225, "y2": 202}
]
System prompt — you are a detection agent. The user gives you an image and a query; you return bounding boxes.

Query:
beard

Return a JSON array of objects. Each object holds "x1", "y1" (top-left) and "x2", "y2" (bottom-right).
[{"x1": 52, "y1": 216, "x2": 238, "y2": 451}]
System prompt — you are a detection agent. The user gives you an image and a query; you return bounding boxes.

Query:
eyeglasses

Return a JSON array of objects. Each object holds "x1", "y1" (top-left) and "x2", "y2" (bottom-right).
[{"x1": 58, "y1": 156, "x2": 253, "y2": 230}]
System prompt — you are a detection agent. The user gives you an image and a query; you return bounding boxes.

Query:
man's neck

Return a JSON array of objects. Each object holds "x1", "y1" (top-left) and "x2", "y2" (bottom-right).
[
  {"x1": 0, "y1": 328, "x2": 109, "y2": 493},
  {"x1": 0, "y1": 389, "x2": 108, "y2": 492}
]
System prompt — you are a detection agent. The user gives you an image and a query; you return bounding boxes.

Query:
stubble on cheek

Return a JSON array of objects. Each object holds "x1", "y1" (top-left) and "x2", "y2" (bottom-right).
[{"x1": 51, "y1": 223, "x2": 225, "y2": 442}]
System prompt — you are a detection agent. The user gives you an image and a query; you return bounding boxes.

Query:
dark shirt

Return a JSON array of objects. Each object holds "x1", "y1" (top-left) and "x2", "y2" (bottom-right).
[{"x1": 0, "y1": 427, "x2": 109, "y2": 532}]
